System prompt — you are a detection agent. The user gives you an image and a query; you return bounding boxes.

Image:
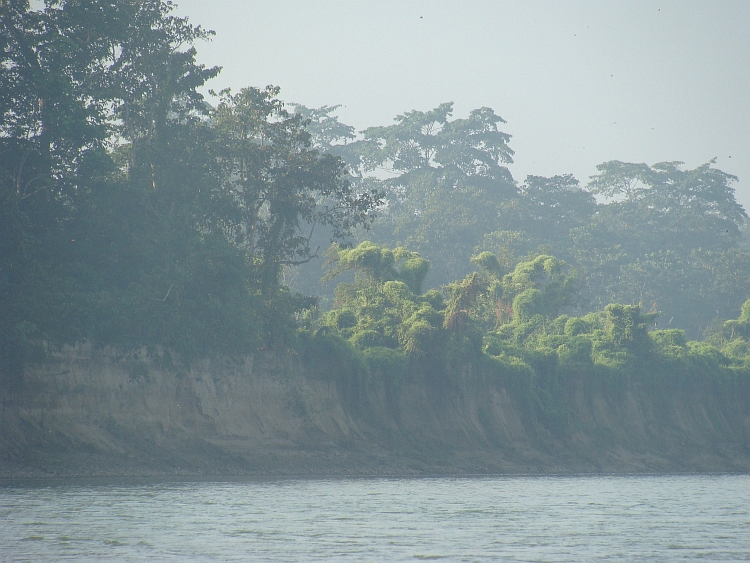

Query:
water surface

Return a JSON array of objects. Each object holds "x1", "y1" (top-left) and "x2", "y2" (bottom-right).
[{"x1": 2, "y1": 474, "x2": 748, "y2": 561}]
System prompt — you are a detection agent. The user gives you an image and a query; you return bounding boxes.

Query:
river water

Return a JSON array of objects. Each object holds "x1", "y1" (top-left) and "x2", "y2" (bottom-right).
[{"x1": 1, "y1": 474, "x2": 748, "y2": 562}]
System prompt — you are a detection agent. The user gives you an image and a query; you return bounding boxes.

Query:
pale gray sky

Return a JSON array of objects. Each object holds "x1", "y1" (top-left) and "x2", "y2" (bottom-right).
[{"x1": 175, "y1": 0, "x2": 750, "y2": 210}]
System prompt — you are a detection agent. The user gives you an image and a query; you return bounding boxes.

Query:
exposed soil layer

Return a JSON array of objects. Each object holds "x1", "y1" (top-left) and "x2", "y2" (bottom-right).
[{"x1": 2, "y1": 346, "x2": 749, "y2": 478}]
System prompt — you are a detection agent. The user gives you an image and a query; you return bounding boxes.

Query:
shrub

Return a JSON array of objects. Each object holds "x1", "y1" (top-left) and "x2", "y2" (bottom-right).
[
  {"x1": 363, "y1": 347, "x2": 408, "y2": 383},
  {"x1": 650, "y1": 329, "x2": 688, "y2": 357},
  {"x1": 300, "y1": 329, "x2": 369, "y2": 383},
  {"x1": 349, "y1": 329, "x2": 390, "y2": 350},
  {"x1": 557, "y1": 336, "x2": 593, "y2": 367}
]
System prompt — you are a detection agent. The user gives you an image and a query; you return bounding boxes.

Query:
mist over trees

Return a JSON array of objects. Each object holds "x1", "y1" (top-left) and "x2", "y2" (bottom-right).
[
  {"x1": 3, "y1": 0, "x2": 750, "y2": 388},
  {"x1": 292, "y1": 103, "x2": 749, "y2": 340},
  {"x1": 0, "y1": 0, "x2": 378, "y2": 373}
]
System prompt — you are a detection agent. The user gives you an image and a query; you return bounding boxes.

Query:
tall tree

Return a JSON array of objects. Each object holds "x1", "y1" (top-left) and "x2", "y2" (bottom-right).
[
  {"x1": 347, "y1": 102, "x2": 518, "y2": 288},
  {"x1": 0, "y1": 0, "x2": 256, "y2": 368},
  {"x1": 1, "y1": 0, "x2": 122, "y2": 375},
  {"x1": 516, "y1": 174, "x2": 596, "y2": 255},
  {"x1": 573, "y1": 160, "x2": 749, "y2": 336},
  {"x1": 211, "y1": 86, "x2": 381, "y2": 293}
]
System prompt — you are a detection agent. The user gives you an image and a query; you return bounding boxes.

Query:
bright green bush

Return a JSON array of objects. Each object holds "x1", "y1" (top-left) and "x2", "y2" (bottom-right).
[
  {"x1": 650, "y1": 329, "x2": 688, "y2": 357},
  {"x1": 310, "y1": 242, "x2": 749, "y2": 414}
]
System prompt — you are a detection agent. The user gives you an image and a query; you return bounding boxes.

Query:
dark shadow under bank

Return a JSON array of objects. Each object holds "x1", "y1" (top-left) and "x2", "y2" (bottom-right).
[{"x1": 1, "y1": 347, "x2": 749, "y2": 478}]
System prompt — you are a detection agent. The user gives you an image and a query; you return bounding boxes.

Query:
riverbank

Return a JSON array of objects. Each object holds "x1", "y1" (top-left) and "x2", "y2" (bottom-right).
[{"x1": 2, "y1": 345, "x2": 749, "y2": 478}]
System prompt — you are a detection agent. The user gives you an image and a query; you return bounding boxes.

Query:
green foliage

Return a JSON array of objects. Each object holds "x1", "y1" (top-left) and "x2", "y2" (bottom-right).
[
  {"x1": 686, "y1": 341, "x2": 730, "y2": 367},
  {"x1": 342, "y1": 102, "x2": 518, "y2": 289},
  {"x1": 512, "y1": 289, "x2": 543, "y2": 322},
  {"x1": 0, "y1": 0, "x2": 381, "y2": 377},
  {"x1": 708, "y1": 299, "x2": 750, "y2": 366},
  {"x1": 445, "y1": 329, "x2": 484, "y2": 366},
  {"x1": 650, "y1": 329, "x2": 688, "y2": 357},
  {"x1": 443, "y1": 272, "x2": 488, "y2": 331},
  {"x1": 322, "y1": 243, "x2": 444, "y2": 358},
  {"x1": 724, "y1": 298, "x2": 750, "y2": 340},
  {"x1": 289, "y1": 103, "x2": 356, "y2": 154},
  {"x1": 603, "y1": 304, "x2": 656, "y2": 350},
  {"x1": 324, "y1": 241, "x2": 430, "y2": 294},
  {"x1": 354, "y1": 102, "x2": 513, "y2": 177},
  {"x1": 556, "y1": 336, "x2": 593, "y2": 367},
  {"x1": 0, "y1": 0, "x2": 227, "y2": 371},
  {"x1": 501, "y1": 255, "x2": 578, "y2": 318},
  {"x1": 471, "y1": 252, "x2": 504, "y2": 277},
  {"x1": 211, "y1": 86, "x2": 381, "y2": 291},
  {"x1": 518, "y1": 175, "x2": 597, "y2": 246},
  {"x1": 564, "y1": 316, "x2": 594, "y2": 336},
  {"x1": 291, "y1": 105, "x2": 749, "y2": 344},
  {"x1": 573, "y1": 160, "x2": 749, "y2": 338},
  {"x1": 327, "y1": 309, "x2": 358, "y2": 331},
  {"x1": 588, "y1": 160, "x2": 745, "y2": 230},
  {"x1": 362, "y1": 347, "x2": 408, "y2": 383},
  {"x1": 295, "y1": 330, "x2": 412, "y2": 398},
  {"x1": 350, "y1": 329, "x2": 389, "y2": 350},
  {"x1": 298, "y1": 329, "x2": 368, "y2": 384},
  {"x1": 722, "y1": 339, "x2": 750, "y2": 361},
  {"x1": 3, "y1": 2, "x2": 749, "y2": 422},
  {"x1": 319, "y1": 239, "x2": 747, "y2": 422}
]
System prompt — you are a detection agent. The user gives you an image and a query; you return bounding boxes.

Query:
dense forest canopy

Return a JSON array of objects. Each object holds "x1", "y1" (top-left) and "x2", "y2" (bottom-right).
[{"x1": 2, "y1": 0, "x2": 750, "y2": 387}]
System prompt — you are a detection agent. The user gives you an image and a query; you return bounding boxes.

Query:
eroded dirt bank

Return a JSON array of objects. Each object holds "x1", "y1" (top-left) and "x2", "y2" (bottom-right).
[{"x1": 1, "y1": 345, "x2": 749, "y2": 477}]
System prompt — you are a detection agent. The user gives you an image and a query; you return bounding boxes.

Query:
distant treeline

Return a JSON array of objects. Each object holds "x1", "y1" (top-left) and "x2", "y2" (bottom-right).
[
  {"x1": 2, "y1": 1, "x2": 750, "y2": 387},
  {"x1": 291, "y1": 104, "x2": 749, "y2": 340}
]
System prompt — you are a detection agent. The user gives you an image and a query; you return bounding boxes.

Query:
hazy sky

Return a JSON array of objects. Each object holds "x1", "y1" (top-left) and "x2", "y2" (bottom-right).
[{"x1": 174, "y1": 0, "x2": 750, "y2": 209}]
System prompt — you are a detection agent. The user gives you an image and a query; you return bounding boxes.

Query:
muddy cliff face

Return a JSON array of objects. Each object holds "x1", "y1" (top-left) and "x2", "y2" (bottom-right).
[{"x1": 1, "y1": 345, "x2": 749, "y2": 476}]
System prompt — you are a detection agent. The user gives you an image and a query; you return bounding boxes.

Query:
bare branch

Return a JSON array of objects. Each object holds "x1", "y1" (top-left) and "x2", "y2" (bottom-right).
[
  {"x1": 281, "y1": 246, "x2": 320, "y2": 266},
  {"x1": 20, "y1": 180, "x2": 55, "y2": 200}
]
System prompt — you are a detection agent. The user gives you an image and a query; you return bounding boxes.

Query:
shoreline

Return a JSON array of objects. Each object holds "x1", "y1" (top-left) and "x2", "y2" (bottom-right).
[
  {"x1": 3, "y1": 467, "x2": 749, "y2": 485},
  {"x1": 2, "y1": 347, "x2": 749, "y2": 480}
]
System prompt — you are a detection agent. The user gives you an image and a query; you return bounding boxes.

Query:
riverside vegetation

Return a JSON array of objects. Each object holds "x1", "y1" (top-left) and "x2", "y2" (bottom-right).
[{"x1": 2, "y1": 1, "x2": 750, "y2": 473}]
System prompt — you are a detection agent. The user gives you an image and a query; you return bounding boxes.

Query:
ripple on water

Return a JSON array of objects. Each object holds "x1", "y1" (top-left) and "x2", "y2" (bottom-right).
[
  {"x1": 103, "y1": 539, "x2": 127, "y2": 546},
  {"x1": 1, "y1": 475, "x2": 749, "y2": 562}
]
